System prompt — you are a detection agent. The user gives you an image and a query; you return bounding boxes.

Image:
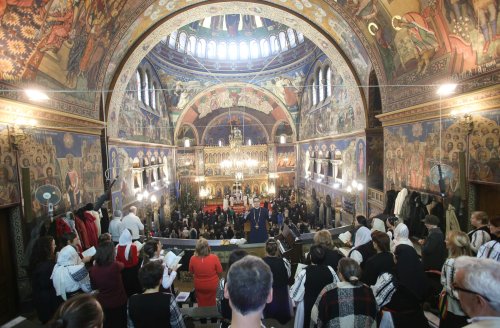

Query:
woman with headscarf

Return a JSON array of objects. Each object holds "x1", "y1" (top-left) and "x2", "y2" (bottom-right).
[
  {"x1": 371, "y1": 218, "x2": 386, "y2": 233},
  {"x1": 361, "y1": 231, "x2": 395, "y2": 286},
  {"x1": 384, "y1": 244, "x2": 429, "y2": 327},
  {"x1": 348, "y1": 226, "x2": 376, "y2": 269},
  {"x1": 390, "y1": 223, "x2": 414, "y2": 252},
  {"x1": 51, "y1": 245, "x2": 92, "y2": 301},
  {"x1": 115, "y1": 229, "x2": 140, "y2": 297}
]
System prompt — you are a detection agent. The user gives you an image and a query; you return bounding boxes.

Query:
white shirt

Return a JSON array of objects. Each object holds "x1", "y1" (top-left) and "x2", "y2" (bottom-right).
[
  {"x1": 121, "y1": 213, "x2": 144, "y2": 240},
  {"x1": 477, "y1": 240, "x2": 500, "y2": 261},
  {"x1": 109, "y1": 218, "x2": 124, "y2": 242}
]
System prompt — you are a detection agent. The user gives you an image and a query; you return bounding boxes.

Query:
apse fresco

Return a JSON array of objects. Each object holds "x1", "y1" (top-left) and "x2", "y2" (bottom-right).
[
  {"x1": 0, "y1": 124, "x2": 20, "y2": 207},
  {"x1": 118, "y1": 71, "x2": 172, "y2": 144},
  {"x1": 299, "y1": 56, "x2": 366, "y2": 140},
  {"x1": 154, "y1": 62, "x2": 310, "y2": 129},
  {"x1": 276, "y1": 145, "x2": 296, "y2": 172},
  {"x1": 202, "y1": 113, "x2": 269, "y2": 146},
  {"x1": 194, "y1": 86, "x2": 277, "y2": 118},
  {"x1": 297, "y1": 136, "x2": 367, "y2": 216},
  {"x1": 384, "y1": 110, "x2": 500, "y2": 197},
  {"x1": 108, "y1": 145, "x2": 174, "y2": 209},
  {"x1": 0, "y1": 0, "x2": 130, "y2": 117},
  {"x1": 12, "y1": 129, "x2": 104, "y2": 220}
]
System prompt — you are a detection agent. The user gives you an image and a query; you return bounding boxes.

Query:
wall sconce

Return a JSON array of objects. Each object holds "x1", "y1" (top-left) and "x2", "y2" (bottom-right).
[{"x1": 450, "y1": 108, "x2": 474, "y2": 134}]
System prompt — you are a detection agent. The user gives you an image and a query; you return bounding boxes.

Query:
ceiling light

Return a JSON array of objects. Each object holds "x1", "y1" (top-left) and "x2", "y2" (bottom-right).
[
  {"x1": 437, "y1": 84, "x2": 457, "y2": 96},
  {"x1": 25, "y1": 89, "x2": 49, "y2": 101}
]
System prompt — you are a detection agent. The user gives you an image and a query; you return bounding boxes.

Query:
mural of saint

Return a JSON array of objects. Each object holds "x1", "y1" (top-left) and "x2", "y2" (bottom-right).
[{"x1": 65, "y1": 154, "x2": 80, "y2": 210}]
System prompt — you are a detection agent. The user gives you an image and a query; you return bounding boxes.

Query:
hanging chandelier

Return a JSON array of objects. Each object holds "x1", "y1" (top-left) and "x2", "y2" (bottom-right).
[{"x1": 219, "y1": 127, "x2": 258, "y2": 179}]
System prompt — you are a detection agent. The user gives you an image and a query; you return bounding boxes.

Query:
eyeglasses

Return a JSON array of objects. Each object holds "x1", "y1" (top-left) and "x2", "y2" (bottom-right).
[{"x1": 452, "y1": 282, "x2": 491, "y2": 302}]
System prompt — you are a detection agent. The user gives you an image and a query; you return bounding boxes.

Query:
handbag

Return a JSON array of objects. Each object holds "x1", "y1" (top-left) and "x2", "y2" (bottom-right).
[{"x1": 438, "y1": 289, "x2": 448, "y2": 319}]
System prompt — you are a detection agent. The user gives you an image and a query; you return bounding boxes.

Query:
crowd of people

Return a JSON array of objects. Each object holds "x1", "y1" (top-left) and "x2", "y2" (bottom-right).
[{"x1": 25, "y1": 189, "x2": 500, "y2": 328}]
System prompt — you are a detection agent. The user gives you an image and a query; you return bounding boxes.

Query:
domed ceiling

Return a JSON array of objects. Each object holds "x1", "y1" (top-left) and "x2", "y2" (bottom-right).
[{"x1": 155, "y1": 15, "x2": 313, "y2": 73}]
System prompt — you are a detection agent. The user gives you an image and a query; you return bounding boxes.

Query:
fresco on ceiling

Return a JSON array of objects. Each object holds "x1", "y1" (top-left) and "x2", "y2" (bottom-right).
[
  {"x1": 202, "y1": 113, "x2": 268, "y2": 146},
  {"x1": 384, "y1": 110, "x2": 500, "y2": 200},
  {"x1": 109, "y1": 145, "x2": 174, "y2": 210},
  {"x1": 299, "y1": 56, "x2": 366, "y2": 140},
  {"x1": 0, "y1": 0, "x2": 129, "y2": 116},
  {"x1": 256, "y1": 67, "x2": 308, "y2": 115},
  {"x1": 104, "y1": 1, "x2": 372, "y2": 93},
  {"x1": 117, "y1": 74, "x2": 172, "y2": 144},
  {"x1": 0, "y1": 124, "x2": 20, "y2": 207},
  {"x1": 337, "y1": 0, "x2": 499, "y2": 108},
  {"x1": 276, "y1": 145, "x2": 296, "y2": 172},
  {"x1": 194, "y1": 86, "x2": 277, "y2": 118},
  {"x1": 13, "y1": 129, "x2": 104, "y2": 221},
  {"x1": 297, "y1": 137, "x2": 366, "y2": 217}
]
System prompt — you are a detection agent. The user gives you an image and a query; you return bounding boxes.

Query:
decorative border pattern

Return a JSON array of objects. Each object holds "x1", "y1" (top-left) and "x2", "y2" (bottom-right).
[
  {"x1": 9, "y1": 206, "x2": 31, "y2": 302},
  {"x1": 376, "y1": 86, "x2": 500, "y2": 127}
]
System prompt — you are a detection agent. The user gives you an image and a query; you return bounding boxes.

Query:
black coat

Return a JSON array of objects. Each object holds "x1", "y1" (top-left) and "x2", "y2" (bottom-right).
[
  {"x1": 361, "y1": 251, "x2": 395, "y2": 286},
  {"x1": 421, "y1": 228, "x2": 447, "y2": 271}
]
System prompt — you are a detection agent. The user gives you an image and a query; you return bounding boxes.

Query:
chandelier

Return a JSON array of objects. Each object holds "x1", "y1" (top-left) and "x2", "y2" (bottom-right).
[{"x1": 220, "y1": 127, "x2": 258, "y2": 180}]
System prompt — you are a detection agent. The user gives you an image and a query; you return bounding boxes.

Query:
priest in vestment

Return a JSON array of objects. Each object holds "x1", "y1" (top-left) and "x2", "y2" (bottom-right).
[{"x1": 245, "y1": 197, "x2": 269, "y2": 243}]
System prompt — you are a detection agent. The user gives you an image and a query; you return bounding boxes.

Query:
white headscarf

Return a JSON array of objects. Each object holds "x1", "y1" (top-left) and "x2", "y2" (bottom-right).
[
  {"x1": 354, "y1": 226, "x2": 372, "y2": 248},
  {"x1": 371, "y1": 218, "x2": 386, "y2": 233},
  {"x1": 119, "y1": 229, "x2": 133, "y2": 260},
  {"x1": 51, "y1": 245, "x2": 88, "y2": 300},
  {"x1": 394, "y1": 223, "x2": 413, "y2": 248}
]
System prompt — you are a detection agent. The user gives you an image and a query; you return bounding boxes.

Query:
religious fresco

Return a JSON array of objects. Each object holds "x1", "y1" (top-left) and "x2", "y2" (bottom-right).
[
  {"x1": 108, "y1": 144, "x2": 174, "y2": 209},
  {"x1": 299, "y1": 56, "x2": 366, "y2": 140},
  {"x1": 335, "y1": 0, "x2": 500, "y2": 110},
  {"x1": 384, "y1": 110, "x2": 500, "y2": 197},
  {"x1": 176, "y1": 149, "x2": 196, "y2": 177},
  {"x1": 153, "y1": 59, "x2": 310, "y2": 130},
  {"x1": 0, "y1": 124, "x2": 20, "y2": 207},
  {"x1": 105, "y1": 2, "x2": 369, "y2": 137},
  {"x1": 202, "y1": 113, "x2": 268, "y2": 146},
  {"x1": 0, "y1": 0, "x2": 130, "y2": 118},
  {"x1": 276, "y1": 145, "x2": 296, "y2": 172},
  {"x1": 367, "y1": 133, "x2": 384, "y2": 190},
  {"x1": 297, "y1": 136, "x2": 367, "y2": 216},
  {"x1": 194, "y1": 86, "x2": 277, "y2": 119},
  {"x1": 117, "y1": 69, "x2": 173, "y2": 144},
  {"x1": 12, "y1": 129, "x2": 104, "y2": 220}
]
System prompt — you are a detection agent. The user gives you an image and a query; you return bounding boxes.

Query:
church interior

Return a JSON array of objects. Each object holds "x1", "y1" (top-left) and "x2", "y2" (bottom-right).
[{"x1": 0, "y1": 0, "x2": 499, "y2": 326}]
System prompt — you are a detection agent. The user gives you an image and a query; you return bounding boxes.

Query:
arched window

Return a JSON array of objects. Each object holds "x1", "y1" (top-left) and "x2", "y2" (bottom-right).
[
  {"x1": 312, "y1": 79, "x2": 317, "y2": 105},
  {"x1": 270, "y1": 36, "x2": 279, "y2": 54},
  {"x1": 326, "y1": 66, "x2": 332, "y2": 98},
  {"x1": 197, "y1": 39, "x2": 206, "y2": 58},
  {"x1": 229, "y1": 42, "x2": 238, "y2": 60},
  {"x1": 279, "y1": 32, "x2": 288, "y2": 51},
  {"x1": 207, "y1": 41, "x2": 216, "y2": 59},
  {"x1": 260, "y1": 39, "x2": 269, "y2": 57},
  {"x1": 168, "y1": 30, "x2": 177, "y2": 48},
  {"x1": 151, "y1": 83, "x2": 157, "y2": 109},
  {"x1": 178, "y1": 32, "x2": 187, "y2": 52},
  {"x1": 250, "y1": 40, "x2": 259, "y2": 59},
  {"x1": 318, "y1": 68, "x2": 324, "y2": 102},
  {"x1": 287, "y1": 28, "x2": 297, "y2": 48},
  {"x1": 217, "y1": 42, "x2": 227, "y2": 59},
  {"x1": 187, "y1": 35, "x2": 196, "y2": 55},
  {"x1": 144, "y1": 72, "x2": 150, "y2": 105},
  {"x1": 297, "y1": 31, "x2": 304, "y2": 43},
  {"x1": 136, "y1": 71, "x2": 142, "y2": 101},
  {"x1": 240, "y1": 41, "x2": 249, "y2": 60}
]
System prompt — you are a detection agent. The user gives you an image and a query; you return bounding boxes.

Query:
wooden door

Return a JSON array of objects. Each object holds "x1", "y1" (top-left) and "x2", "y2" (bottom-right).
[{"x1": 0, "y1": 208, "x2": 17, "y2": 324}]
